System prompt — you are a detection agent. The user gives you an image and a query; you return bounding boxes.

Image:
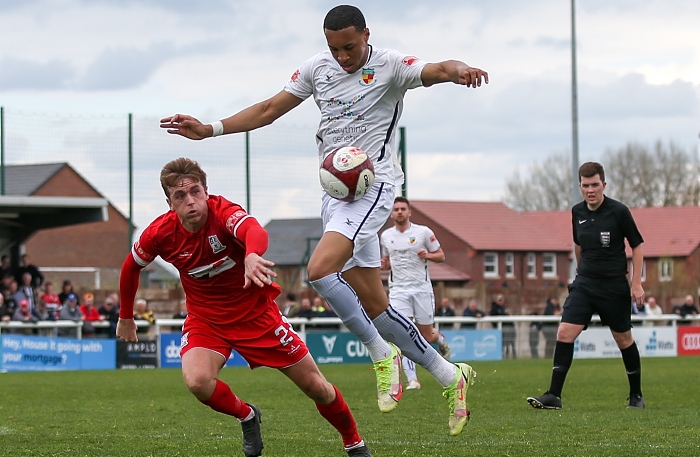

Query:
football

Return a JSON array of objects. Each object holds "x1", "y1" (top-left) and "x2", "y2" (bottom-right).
[{"x1": 319, "y1": 146, "x2": 375, "y2": 202}]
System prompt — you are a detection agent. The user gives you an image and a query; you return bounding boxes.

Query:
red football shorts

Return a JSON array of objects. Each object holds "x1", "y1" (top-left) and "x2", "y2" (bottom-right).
[{"x1": 180, "y1": 308, "x2": 309, "y2": 369}]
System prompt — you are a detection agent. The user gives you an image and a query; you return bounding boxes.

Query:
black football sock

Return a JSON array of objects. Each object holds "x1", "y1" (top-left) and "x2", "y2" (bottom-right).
[
  {"x1": 621, "y1": 342, "x2": 642, "y2": 396},
  {"x1": 548, "y1": 341, "x2": 574, "y2": 398}
]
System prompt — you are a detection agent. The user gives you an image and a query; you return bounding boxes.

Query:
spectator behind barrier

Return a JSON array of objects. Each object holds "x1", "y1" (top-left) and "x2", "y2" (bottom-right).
[
  {"x1": 40, "y1": 281, "x2": 62, "y2": 319},
  {"x1": 58, "y1": 293, "x2": 83, "y2": 337},
  {"x1": 133, "y1": 298, "x2": 155, "y2": 335},
  {"x1": 98, "y1": 296, "x2": 120, "y2": 338},
  {"x1": 80, "y1": 292, "x2": 104, "y2": 337}
]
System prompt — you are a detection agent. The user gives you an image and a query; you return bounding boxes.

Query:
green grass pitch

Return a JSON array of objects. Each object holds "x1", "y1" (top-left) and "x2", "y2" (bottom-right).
[{"x1": 1, "y1": 357, "x2": 698, "y2": 456}]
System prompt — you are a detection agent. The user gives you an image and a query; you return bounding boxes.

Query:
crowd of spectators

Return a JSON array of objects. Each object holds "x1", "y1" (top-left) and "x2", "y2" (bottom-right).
[
  {"x1": 0, "y1": 253, "x2": 129, "y2": 338},
  {"x1": 3, "y1": 251, "x2": 699, "y2": 343},
  {"x1": 278, "y1": 292, "x2": 339, "y2": 331}
]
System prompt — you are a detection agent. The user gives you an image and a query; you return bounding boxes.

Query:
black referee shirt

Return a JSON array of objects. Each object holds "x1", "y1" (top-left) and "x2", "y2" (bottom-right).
[{"x1": 572, "y1": 196, "x2": 643, "y2": 279}]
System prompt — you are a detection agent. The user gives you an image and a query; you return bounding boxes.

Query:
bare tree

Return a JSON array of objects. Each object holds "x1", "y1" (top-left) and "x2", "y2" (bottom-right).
[
  {"x1": 504, "y1": 153, "x2": 571, "y2": 211},
  {"x1": 504, "y1": 141, "x2": 700, "y2": 211},
  {"x1": 603, "y1": 142, "x2": 657, "y2": 207},
  {"x1": 603, "y1": 141, "x2": 700, "y2": 207}
]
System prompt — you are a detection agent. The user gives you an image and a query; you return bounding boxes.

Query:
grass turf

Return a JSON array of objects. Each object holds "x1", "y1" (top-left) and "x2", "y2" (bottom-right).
[{"x1": 0, "y1": 357, "x2": 698, "y2": 456}]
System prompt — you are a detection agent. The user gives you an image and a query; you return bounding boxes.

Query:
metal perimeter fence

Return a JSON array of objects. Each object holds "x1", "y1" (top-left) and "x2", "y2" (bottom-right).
[{"x1": 0, "y1": 107, "x2": 411, "y2": 245}]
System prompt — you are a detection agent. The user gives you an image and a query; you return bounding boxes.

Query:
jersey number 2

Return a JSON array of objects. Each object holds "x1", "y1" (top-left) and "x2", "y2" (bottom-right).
[{"x1": 274, "y1": 317, "x2": 299, "y2": 347}]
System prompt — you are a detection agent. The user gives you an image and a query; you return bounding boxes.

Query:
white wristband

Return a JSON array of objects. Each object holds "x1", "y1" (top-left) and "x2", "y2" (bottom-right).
[{"x1": 208, "y1": 120, "x2": 224, "y2": 137}]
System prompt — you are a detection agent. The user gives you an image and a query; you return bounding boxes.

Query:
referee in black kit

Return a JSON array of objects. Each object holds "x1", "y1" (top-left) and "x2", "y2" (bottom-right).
[{"x1": 527, "y1": 162, "x2": 646, "y2": 410}]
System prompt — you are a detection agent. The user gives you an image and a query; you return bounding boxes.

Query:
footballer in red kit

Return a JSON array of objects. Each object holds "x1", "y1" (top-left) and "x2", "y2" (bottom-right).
[
  {"x1": 117, "y1": 158, "x2": 370, "y2": 457},
  {"x1": 129, "y1": 194, "x2": 304, "y2": 367}
]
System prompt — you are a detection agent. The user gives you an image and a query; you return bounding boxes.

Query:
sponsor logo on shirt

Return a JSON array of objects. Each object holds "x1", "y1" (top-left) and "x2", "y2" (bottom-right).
[
  {"x1": 360, "y1": 67, "x2": 375, "y2": 86},
  {"x1": 208, "y1": 235, "x2": 226, "y2": 253},
  {"x1": 188, "y1": 257, "x2": 236, "y2": 279},
  {"x1": 402, "y1": 56, "x2": 418, "y2": 66},
  {"x1": 290, "y1": 69, "x2": 300, "y2": 82}
]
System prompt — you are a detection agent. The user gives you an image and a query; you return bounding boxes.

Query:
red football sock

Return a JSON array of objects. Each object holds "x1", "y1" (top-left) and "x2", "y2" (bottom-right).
[
  {"x1": 201, "y1": 379, "x2": 251, "y2": 420},
  {"x1": 316, "y1": 385, "x2": 362, "y2": 448}
]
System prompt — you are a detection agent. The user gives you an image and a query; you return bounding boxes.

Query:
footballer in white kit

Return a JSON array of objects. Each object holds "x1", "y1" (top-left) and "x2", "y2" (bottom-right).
[
  {"x1": 381, "y1": 222, "x2": 441, "y2": 324},
  {"x1": 284, "y1": 46, "x2": 427, "y2": 269},
  {"x1": 380, "y1": 196, "x2": 452, "y2": 390}
]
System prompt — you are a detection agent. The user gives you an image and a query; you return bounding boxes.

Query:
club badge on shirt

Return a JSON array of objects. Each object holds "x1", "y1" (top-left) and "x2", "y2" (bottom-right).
[
  {"x1": 208, "y1": 235, "x2": 226, "y2": 253},
  {"x1": 600, "y1": 231, "x2": 611, "y2": 247},
  {"x1": 360, "y1": 68, "x2": 375, "y2": 86}
]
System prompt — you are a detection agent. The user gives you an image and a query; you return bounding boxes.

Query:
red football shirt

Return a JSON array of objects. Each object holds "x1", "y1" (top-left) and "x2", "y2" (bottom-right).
[{"x1": 132, "y1": 195, "x2": 279, "y2": 325}]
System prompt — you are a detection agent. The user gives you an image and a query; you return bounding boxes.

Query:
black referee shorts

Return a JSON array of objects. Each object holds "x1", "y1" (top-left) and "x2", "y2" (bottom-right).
[{"x1": 562, "y1": 275, "x2": 632, "y2": 333}]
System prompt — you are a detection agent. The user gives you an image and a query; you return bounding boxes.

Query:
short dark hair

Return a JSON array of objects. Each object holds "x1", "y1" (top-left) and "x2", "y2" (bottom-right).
[
  {"x1": 578, "y1": 162, "x2": 605, "y2": 183},
  {"x1": 324, "y1": 5, "x2": 366, "y2": 32},
  {"x1": 394, "y1": 196, "x2": 410, "y2": 207}
]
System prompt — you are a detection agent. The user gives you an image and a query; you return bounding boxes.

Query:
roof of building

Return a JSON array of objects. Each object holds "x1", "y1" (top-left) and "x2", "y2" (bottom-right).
[
  {"x1": 410, "y1": 201, "x2": 571, "y2": 252},
  {"x1": 264, "y1": 218, "x2": 323, "y2": 266},
  {"x1": 5, "y1": 163, "x2": 66, "y2": 196},
  {"x1": 428, "y1": 262, "x2": 471, "y2": 281},
  {"x1": 630, "y1": 206, "x2": 700, "y2": 257},
  {"x1": 380, "y1": 261, "x2": 471, "y2": 282}
]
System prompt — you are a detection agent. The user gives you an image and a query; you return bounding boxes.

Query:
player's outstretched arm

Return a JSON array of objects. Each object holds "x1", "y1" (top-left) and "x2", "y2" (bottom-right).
[
  {"x1": 160, "y1": 90, "x2": 304, "y2": 140},
  {"x1": 244, "y1": 253, "x2": 277, "y2": 289},
  {"x1": 421, "y1": 60, "x2": 489, "y2": 88},
  {"x1": 116, "y1": 319, "x2": 138, "y2": 343},
  {"x1": 235, "y1": 216, "x2": 278, "y2": 289},
  {"x1": 117, "y1": 253, "x2": 144, "y2": 342}
]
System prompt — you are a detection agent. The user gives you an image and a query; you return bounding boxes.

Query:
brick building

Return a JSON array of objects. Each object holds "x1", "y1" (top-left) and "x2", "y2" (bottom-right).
[{"x1": 6, "y1": 163, "x2": 133, "y2": 291}]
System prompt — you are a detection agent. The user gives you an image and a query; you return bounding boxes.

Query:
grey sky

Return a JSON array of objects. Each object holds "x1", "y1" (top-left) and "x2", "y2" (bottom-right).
[{"x1": 0, "y1": 0, "x2": 698, "y2": 229}]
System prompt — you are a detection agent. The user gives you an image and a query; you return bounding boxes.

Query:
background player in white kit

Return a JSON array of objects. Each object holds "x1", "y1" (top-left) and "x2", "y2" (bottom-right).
[
  {"x1": 160, "y1": 5, "x2": 487, "y2": 436},
  {"x1": 381, "y1": 196, "x2": 451, "y2": 390}
]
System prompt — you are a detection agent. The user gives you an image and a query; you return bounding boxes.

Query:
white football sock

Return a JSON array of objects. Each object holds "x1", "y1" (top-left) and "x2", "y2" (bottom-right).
[
  {"x1": 373, "y1": 305, "x2": 456, "y2": 387},
  {"x1": 402, "y1": 356, "x2": 417, "y2": 382},
  {"x1": 310, "y1": 273, "x2": 391, "y2": 362}
]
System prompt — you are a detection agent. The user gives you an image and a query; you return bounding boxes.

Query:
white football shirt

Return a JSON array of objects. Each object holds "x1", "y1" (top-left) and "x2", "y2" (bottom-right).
[
  {"x1": 284, "y1": 46, "x2": 428, "y2": 186},
  {"x1": 380, "y1": 223, "x2": 441, "y2": 292}
]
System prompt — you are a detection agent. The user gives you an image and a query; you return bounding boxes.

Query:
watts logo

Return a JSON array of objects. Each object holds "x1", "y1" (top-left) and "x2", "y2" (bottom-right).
[{"x1": 360, "y1": 68, "x2": 375, "y2": 86}]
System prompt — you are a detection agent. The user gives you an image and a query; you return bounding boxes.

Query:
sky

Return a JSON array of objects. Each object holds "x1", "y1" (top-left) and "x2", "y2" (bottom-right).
[{"x1": 1, "y1": 0, "x2": 699, "y2": 236}]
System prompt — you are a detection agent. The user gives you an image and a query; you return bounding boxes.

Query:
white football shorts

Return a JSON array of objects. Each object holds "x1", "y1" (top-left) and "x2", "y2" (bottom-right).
[
  {"x1": 321, "y1": 182, "x2": 395, "y2": 272},
  {"x1": 389, "y1": 289, "x2": 436, "y2": 325}
]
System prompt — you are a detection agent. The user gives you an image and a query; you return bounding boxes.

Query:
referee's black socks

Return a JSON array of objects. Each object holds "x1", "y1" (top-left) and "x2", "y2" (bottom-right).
[
  {"x1": 549, "y1": 341, "x2": 575, "y2": 398},
  {"x1": 621, "y1": 341, "x2": 642, "y2": 396}
]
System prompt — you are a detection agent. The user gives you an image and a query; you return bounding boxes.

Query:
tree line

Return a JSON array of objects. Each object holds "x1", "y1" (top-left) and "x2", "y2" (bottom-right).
[{"x1": 504, "y1": 141, "x2": 700, "y2": 211}]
